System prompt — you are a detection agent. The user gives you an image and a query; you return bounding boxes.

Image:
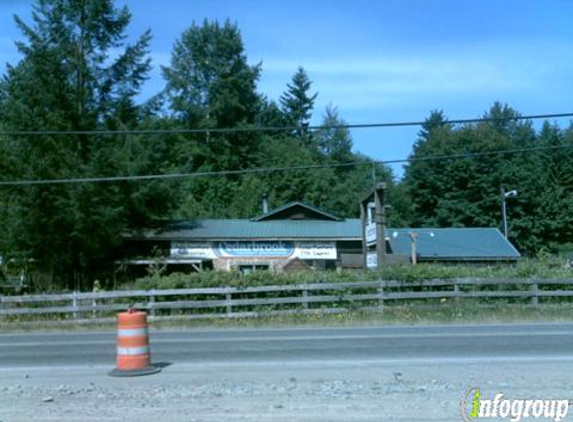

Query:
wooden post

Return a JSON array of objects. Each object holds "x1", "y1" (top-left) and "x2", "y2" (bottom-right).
[
  {"x1": 72, "y1": 291, "x2": 79, "y2": 320},
  {"x1": 302, "y1": 288, "x2": 309, "y2": 310},
  {"x1": 530, "y1": 280, "x2": 539, "y2": 307},
  {"x1": 375, "y1": 183, "x2": 387, "y2": 268},
  {"x1": 226, "y1": 293, "x2": 232, "y2": 315},
  {"x1": 91, "y1": 296, "x2": 97, "y2": 318},
  {"x1": 378, "y1": 281, "x2": 385, "y2": 311},
  {"x1": 453, "y1": 281, "x2": 460, "y2": 303},
  {"x1": 149, "y1": 292, "x2": 156, "y2": 317},
  {"x1": 360, "y1": 199, "x2": 368, "y2": 270}
]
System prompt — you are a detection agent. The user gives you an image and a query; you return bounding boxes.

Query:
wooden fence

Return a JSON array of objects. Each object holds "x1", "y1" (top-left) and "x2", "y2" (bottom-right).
[{"x1": 1, "y1": 278, "x2": 573, "y2": 323}]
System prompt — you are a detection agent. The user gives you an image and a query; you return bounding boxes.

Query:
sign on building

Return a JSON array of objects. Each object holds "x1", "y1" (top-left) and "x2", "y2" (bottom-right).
[
  {"x1": 215, "y1": 241, "x2": 295, "y2": 258},
  {"x1": 365, "y1": 222, "x2": 377, "y2": 245},
  {"x1": 171, "y1": 243, "x2": 216, "y2": 259},
  {"x1": 295, "y1": 242, "x2": 337, "y2": 260},
  {"x1": 171, "y1": 241, "x2": 337, "y2": 260},
  {"x1": 367, "y1": 252, "x2": 377, "y2": 269}
]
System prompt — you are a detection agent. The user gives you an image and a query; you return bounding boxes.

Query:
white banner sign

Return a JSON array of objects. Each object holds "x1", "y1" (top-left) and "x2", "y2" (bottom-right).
[
  {"x1": 367, "y1": 252, "x2": 378, "y2": 269},
  {"x1": 215, "y1": 241, "x2": 295, "y2": 258},
  {"x1": 171, "y1": 241, "x2": 337, "y2": 260},
  {"x1": 295, "y1": 242, "x2": 337, "y2": 260},
  {"x1": 365, "y1": 222, "x2": 377, "y2": 244},
  {"x1": 171, "y1": 243, "x2": 217, "y2": 259}
]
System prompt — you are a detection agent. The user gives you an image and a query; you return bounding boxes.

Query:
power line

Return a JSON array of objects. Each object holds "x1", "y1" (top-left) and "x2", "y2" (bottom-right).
[
  {"x1": 1, "y1": 143, "x2": 572, "y2": 187},
  {"x1": 0, "y1": 112, "x2": 571, "y2": 137}
]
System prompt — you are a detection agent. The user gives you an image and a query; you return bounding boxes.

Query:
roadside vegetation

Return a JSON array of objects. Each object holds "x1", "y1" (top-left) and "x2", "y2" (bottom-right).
[
  {"x1": 0, "y1": 0, "x2": 572, "y2": 293},
  {"x1": 3, "y1": 258, "x2": 573, "y2": 330},
  {"x1": 124, "y1": 256, "x2": 573, "y2": 291},
  {"x1": 4, "y1": 300, "x2": 573, "y2": 333}
]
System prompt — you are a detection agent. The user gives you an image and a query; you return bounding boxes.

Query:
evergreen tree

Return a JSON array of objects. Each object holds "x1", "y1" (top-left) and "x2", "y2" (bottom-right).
[
  {"x1": 161, "y1": 19, "x2": 268, "y2": 221},
  {"x1": 255, "y1": 96, "x2": 286, "y2": 129},
  {"x1": 401, "y1": 104, "x2": 573, "y2": 255},
  {"x1": 162, "y1": 19, "x2": 261, "y2": 129},
  {"x1": 0, "y1": 0, "x2": 168, "y2": 289},
  {"x1": 161, "y1": 19, "x2": 262, "y2": 171},
  {"x1": 316, "y1": 105, "x2": 353, "y2": 165},
  {"x1": 482, "y1": 101, "x2": 521, "y2": 137},
  {"x1": 511, "y1": 122, "x2": 573, "y2": 254},
  {"x1": 417, "y1": 109, "x2": 448, "y2": 143},
  {"x1": 404, "y1": 105, "x2": 526, "y2": 228},
  {"x1": 280, "y1": 66, "x2": 318, "y2": 141}
]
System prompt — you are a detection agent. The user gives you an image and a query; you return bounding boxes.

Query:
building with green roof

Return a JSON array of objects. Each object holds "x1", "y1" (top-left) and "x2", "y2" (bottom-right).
[{"x1": 119, "y1": 202, "x2": 520, "y2": 275}]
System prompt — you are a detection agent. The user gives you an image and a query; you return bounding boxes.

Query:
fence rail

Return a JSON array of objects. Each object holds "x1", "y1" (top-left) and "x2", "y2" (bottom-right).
[{"x1": 1, "y1": 278, "x2": 573, "y2": 322}]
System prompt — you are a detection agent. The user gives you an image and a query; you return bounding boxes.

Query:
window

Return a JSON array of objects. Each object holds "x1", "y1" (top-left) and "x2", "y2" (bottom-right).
[{"x1": 239, "y1": 264, "x2": 269, "y2": 275}]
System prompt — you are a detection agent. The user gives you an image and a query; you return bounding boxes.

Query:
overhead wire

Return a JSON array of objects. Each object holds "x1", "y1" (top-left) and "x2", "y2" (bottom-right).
[
  {"x1": 0, "y1": 112, "x2": 571, "y2": 137},
  {"x1": 1, "y1": 142, "x2": 572, "y2": 187}
]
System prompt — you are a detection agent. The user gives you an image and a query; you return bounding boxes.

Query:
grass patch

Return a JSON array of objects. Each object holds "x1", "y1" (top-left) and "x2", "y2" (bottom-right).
[
  {"x1": 4, "y1": 301, "x2": 573, "y2": 333},
  {"x1": 147, "y1": 302, "x2": 573, "y2": 329}
]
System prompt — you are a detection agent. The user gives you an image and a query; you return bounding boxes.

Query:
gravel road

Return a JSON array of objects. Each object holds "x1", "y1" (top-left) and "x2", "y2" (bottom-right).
[
  {"x1": 3, "y1": 324, "x2": 573, "y2": 421},
  {"x1": 2, "y1": 358, "x2": 573, "y2": 421}
]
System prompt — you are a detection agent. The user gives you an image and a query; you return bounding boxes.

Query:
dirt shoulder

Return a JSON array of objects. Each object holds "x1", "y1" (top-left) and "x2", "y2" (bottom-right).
[{"x1": 1, "y1": 358, "x2": 572, "y2": 422}]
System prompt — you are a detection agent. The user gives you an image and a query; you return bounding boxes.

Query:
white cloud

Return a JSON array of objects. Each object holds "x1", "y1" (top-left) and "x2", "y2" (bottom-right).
[
  {"x1": 261, "y1": 54, "x2": 529, "y2": 109},
  {"x1": 258, "y1": 38, "x2": 570, "y2": 113},
  {"x1": 141, "y1": 37, "x2": 572, "y2": 121}
]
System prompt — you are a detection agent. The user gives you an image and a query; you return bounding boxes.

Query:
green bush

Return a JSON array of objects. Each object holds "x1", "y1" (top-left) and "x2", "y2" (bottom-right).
[{"x1": 121, "y1": 258, "x2": 573, "y2": 291}]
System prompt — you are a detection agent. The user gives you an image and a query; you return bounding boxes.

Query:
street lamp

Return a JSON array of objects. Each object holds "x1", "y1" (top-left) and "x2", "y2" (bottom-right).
[{"x1": 501, "y1": 188, "x2": 517, "y2": 238}]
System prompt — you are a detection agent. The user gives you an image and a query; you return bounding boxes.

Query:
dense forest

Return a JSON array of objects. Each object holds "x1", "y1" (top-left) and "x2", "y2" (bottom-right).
[{"x1": 0, "y1": 0, "x2": 572, "y2": 289}]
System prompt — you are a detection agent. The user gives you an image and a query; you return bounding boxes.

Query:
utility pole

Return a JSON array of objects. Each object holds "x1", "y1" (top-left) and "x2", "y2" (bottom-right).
[
  {"x1": 360, "y1": 199, "x2": 368, "y2": 270},
  {"x1": 375, "y1": 182, "x2": 387, "y2": 267}
]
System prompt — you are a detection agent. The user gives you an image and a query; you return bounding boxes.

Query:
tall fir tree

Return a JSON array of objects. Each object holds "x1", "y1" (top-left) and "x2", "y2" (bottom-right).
[
  {"x1": 417, "y1": 109, "x2": 448, "y2": 143},
  {"x1": 401, "y1": 103, "x2": 573, "y2": 255},
  {"x1": 315, "y1": 105, "x2": 353, "y2": 165},
  {"x1": 162, "y1": 19, "x2": 262, "y2": 170},
  {"x1": 280, "y1": 66, "x2": 318, "y2": 142},
  {"x1": 0, "y1": 0, "x2": 170, "y2": 290},
  {"x1": 161, "y1": 19, "x2": 267, "y2": 220},
  {"x1": 162, "y1": 19, "x2": 261, "y2": 128}
]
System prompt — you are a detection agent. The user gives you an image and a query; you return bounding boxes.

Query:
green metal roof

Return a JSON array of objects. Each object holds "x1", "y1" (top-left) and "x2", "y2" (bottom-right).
[
  {"x1": 251, "y1": 201, "x2": 343, "y2": 221},
  {"x1": 131, "y1": 220, "x2": 520, "y2": 260},
  {"x1": 127, "y1": 200, "x2": 519, "y2": 260},
  {"x1": 387, "y1": 228, "x2": 521, "y2": 260},
  {"x1": 135, "y1": 218, "x2": 363, "y2": 241}
]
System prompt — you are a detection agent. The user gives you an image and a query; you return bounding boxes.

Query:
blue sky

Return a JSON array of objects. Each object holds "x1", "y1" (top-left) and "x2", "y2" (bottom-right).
[{"x1": 1, "y1": 0, "x2": 572, "y2": 178}]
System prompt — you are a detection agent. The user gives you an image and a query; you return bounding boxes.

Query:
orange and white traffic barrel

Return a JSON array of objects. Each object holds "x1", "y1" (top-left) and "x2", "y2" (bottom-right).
[{"x1": 108, "y1": 309, "x2": 161, "y2": 377}]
